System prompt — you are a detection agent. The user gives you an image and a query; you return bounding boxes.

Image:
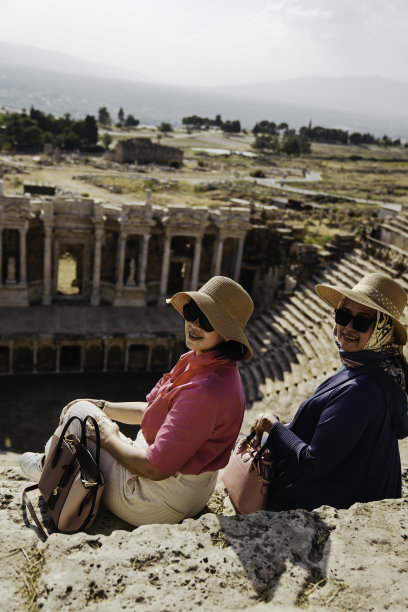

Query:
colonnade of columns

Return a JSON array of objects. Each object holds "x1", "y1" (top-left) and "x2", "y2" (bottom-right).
[
  {"x1": 0, "y1": 337, "x2": 178, "y2": 375},
  {"x1": 158, "y1": 231, "x2": 246, "y2": 302},
  {"x1": 1, "y1": 211, "x2": 248, "y2": 305}
]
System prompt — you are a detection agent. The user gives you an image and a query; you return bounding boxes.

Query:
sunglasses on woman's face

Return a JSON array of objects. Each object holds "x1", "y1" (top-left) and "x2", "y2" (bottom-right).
[
  {"x1": 335, "y1": 308, "x2": 375, "y2": 333},
  {"x1": 183, "y1": 300, "x2": 214, "y2": 332}
]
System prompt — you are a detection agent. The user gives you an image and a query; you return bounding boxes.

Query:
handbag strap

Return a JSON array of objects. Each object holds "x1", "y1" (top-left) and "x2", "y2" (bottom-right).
[
  {"x1": 81, "y1": 415, "x2": 101, "y2": 468},
  {"x1": 51, "y1": 415, "x2": 83, "y2": 468},
  {"x1": 240, "y1": 432, "x2": 275, "y2": 484},
  {"x1": 243, "y1": 431, "x2": 270, "y2": 456},
  {"x1": 52, "y1": 415, "x2": 102, "y2": 470},
  {"x1": 22, "y1": 484, "x2": 48, "y2": 540}
]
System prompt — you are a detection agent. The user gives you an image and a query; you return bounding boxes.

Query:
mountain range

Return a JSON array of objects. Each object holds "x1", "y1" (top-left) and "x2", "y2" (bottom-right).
[{"x1": 1, "y1": 41, "x2": 407, "y2": 138}]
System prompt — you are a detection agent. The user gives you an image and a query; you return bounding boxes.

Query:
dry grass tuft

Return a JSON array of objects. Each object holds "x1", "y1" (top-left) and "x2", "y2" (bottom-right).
[{"x1": 20, "y1": 547, "x2": 44, "y2": 612}]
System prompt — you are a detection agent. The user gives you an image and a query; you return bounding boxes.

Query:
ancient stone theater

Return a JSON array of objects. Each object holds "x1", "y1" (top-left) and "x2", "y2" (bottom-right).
[{"x1": 0, "y1": 179, "x2": 297, "y2": 377}]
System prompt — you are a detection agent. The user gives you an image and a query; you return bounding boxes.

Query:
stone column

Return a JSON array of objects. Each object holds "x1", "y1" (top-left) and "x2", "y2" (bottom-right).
[
  {"x1": 138, "y1": 233, "x2": 151, "y2": 289},
  {"x1": 190, "y1": 234, "x2": 203, "y2": 290},
  {"x1": 41, "y1": 200, "x2": 54, "y2": 305},
  {"x1": 80, "y1": 343, "x2": 85, "y2": 373},
  {"x1": 42, "y1": 225, "x2": 53, "y2": 305},
  {"x1": 19, "y1": 227, "x2": 27, "y2": 284},
  {"x1": 91, "y1": 226, "x2": 104, "y2": 306},
  {"x1": 167, "y1": 344, "x2": 173, "y2": 371},
  {"x1": 232, "y1": 236, "x2": 245, "y2": 282},
  {"x1": 124, "y1": 342, "x2": 130, "y2": 372},
  {"x1": 9, "y1": 340, "x2": 13, "y2": 374},
  {"x1": 116, "y1": 232, "x2": 127, "y2": 289},
  {"x1": 159, "y1": 233, "x2": 172, "y2": 302},
  {"x1": 147, "y1": 344, "x2": 153, "y2": 371},
  {"x1": 33, "y1": 339, "x2": 38, "y2": 373},
  {"x1": 0, "y1": 229, "x2": 3, "y2": 286},
  {"x1": 103, "y1": 338, "x2": 108, "y2": 372},
  {"x1": 213, "y1": 235, "x2": 224, "y2": 276},
  {"x1": 56, "y1": 344, "x2": 61, "y2": 374}
]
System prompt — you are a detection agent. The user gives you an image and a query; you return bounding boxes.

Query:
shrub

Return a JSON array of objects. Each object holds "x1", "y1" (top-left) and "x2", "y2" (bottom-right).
[
  {"x1": 250, "y1": 169, "x2": 265, "y2": 178},
  {"x1": 168, "y1": 159, "x2": 181, "y2": 169}
]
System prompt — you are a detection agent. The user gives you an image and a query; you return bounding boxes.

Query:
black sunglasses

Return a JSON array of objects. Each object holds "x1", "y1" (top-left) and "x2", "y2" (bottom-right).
[
  {"x1": 335, "y1": 308, "x2": 375, "y2": 333},
  {"x1": 183, "y1": 300, "x2": 214, "y2": 332}
]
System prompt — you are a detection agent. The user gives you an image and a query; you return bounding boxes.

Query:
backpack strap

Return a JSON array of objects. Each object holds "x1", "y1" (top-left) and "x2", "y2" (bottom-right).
[{"x1": 22, "y1": 484, "x2": 48, "y2": 540}]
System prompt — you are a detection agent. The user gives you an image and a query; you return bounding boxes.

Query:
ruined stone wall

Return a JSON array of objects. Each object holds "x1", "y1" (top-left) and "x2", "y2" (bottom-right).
[{"x1": 109, "y1": 138, "x2": 183, "y2": 165}]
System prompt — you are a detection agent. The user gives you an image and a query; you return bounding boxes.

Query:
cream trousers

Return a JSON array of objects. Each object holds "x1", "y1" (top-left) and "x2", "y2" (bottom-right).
[{"x1": 45, "y1": 401, "x2": 218, "y2": 527}]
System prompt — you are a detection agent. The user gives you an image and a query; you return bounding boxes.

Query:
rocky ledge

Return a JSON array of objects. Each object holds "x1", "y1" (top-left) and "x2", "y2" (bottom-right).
[{"x1": 1, "y1": 442, "x2": 407, "y2": 611}]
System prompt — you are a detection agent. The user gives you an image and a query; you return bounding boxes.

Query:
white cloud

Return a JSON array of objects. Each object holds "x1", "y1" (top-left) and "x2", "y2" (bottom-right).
[{"x1": 265, "y1": 1, "x2": 331, "y2": 20}]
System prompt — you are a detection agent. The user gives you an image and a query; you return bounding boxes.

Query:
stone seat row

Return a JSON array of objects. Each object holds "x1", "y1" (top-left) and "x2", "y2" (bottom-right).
[{"x1": 384, "y1": 215, "x2": 408, "y2": 234}]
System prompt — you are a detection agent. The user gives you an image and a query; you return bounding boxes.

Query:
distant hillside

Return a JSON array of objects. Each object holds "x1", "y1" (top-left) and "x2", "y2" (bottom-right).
[
  {"x1": 0, "y1": 41, "x2": 407, "y2": 138},
  {"x1": 216, "y1": 76, "x2": 408, "y2": 120}
]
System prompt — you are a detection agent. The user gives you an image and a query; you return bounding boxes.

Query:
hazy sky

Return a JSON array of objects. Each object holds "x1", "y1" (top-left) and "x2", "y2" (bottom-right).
[{"x1": 1, "y1": 0, "x2": 407, "y2": 86}]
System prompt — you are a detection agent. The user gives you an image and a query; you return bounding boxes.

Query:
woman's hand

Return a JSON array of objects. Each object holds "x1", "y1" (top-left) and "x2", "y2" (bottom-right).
[
  {"x1": 85, "y1": 415, "x2": 168, "y2": 481},
  {"x1": 85, "y1": 414, "x2": 120, "y2": 448},
  {"x1": 250, "y1": 412, "x2": 279, "y2": 447},
  {"x1": 59, "y1": 398, "x2": 103, "y2": 425}
]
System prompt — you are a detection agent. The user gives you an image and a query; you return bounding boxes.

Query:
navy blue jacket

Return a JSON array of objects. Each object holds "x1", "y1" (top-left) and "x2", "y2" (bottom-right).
[{"x1": 267, "y1": 360, "x2": 408, "y2": 511}]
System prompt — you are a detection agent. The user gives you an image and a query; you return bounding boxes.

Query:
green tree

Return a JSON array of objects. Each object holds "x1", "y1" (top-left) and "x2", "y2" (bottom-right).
[
  {"x1": 98, "y1": 107, "x2": 111, "y2": 126},
  {"x1": 252, "y1": 134, "x2": 280, "y2": 152},
  {"x1": 102, "y1": 133, "x2": 113, "y2": 149},
  {"x1": 62, "y1": 129, "x2": 81, "y2": 150},
  {"x1": 23, "y1": 125, "x2": 43, "y2": 149},
  {"x1": 125, "y1": 114, "x2": 140, "y2": 127},
  {"x1": 117, "y1": 107, "x2": 125, "y2": 126},
  {"x1": 159, "y1": 121, "x2": 173, "y2": 133},
  {"x1": 281, "y1": 133, "x2": 311, "y2": 155},
  {"x1": 221, "y1": 119, "x2": 241, "y2": 133},
  {"x1": 253, "y1": 120, "x2": 277, "y2": 135},
  {"x1": 182, "y1": 115, "x2": 205, "y2": 129},
  {"x1": 83, "y1": 115, "x2": 98, "y2": 145}
]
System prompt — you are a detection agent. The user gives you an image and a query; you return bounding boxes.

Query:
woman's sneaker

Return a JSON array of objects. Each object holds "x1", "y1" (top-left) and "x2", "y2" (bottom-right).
[{"x1": 20, "y1": 452, "x2": 44, "y2": 482}]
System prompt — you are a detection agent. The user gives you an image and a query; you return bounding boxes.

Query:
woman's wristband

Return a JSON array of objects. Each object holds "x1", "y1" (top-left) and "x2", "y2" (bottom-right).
[{"x1": 96, "y1": 399, "x2": 109, "y2": 411}]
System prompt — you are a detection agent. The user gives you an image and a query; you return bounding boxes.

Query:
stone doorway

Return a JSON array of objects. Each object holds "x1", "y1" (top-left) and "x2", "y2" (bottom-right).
[
  {"x1": 168, "y1": 258, "x2": 191, "y2": 294},
  {"x1": 57, "y1": 246, "x2": 83, "y2": 296}
]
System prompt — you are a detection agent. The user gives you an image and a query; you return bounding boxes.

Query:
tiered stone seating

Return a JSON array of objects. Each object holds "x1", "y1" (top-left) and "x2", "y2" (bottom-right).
[
  {"x1": 383, "y1": 211, "x2": 408, "y2": 234},
  {"x1": 240, "y1": 247, "x2": 408, "y2": 425}
]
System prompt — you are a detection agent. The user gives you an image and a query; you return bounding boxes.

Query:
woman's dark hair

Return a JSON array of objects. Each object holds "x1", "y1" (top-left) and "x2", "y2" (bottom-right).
[{"x1": 215, "y1": 340, "x2": 245, "y2": 362}]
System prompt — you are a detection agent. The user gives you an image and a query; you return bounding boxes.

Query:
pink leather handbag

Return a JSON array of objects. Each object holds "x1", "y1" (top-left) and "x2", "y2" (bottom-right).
[
  {"x1": 23, "y1": 415, "x2": 105, "y2": 539},
  {"x1": 222, "y1": 432, "x2": 274, "y2": 515}
]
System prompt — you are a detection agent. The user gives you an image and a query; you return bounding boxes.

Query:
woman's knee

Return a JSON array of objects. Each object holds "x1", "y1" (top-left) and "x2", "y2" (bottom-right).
[{"x1": 65, "y1": 400, "x2": 100, "y2": 420}]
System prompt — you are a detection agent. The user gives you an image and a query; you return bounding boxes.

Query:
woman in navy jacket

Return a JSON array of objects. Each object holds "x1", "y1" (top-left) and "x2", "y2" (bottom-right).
[{"x1": 251, "y1": 272, "x2": 408, "y2": 511}]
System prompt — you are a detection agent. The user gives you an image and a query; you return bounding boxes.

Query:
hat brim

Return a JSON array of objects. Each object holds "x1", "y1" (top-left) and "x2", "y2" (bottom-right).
[
  {"x1": 167, "y1": 290, "x2": 253, "y2": 360},
  {"x1": 315, "y1": 284, "x2": 407, "y2": 345}
]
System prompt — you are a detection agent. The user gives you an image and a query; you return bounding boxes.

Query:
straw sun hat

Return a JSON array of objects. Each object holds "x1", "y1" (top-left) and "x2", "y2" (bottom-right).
[
  {"x1": 167, "y1": 275, "x2": 254, "y2": 360},
  {"x1": 315, "y1": 272, "x2": 408, "y2": 345}
]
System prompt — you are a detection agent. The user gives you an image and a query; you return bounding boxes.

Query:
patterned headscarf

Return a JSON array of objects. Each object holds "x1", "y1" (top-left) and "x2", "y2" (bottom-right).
[
  {"x1": 363, "y1": 311, "x2": 395, "y2": 351},
  {"x1": 336, "y1": 309, "x2": 407, "y2": 390}
]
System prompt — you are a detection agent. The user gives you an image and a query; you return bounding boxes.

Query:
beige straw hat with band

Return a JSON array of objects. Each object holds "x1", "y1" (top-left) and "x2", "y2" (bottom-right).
[
  {"x1": 315, "y1": 272, "x2": 408, "y2": 345},
  {"x1": 167, "y1": 275, "x2": 254, "y2": 360}
]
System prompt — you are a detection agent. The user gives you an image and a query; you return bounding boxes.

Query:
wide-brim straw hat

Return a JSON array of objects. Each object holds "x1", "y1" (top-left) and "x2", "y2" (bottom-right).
[
  {"x1": 315, "y1": 272, "x2": 408, "y2": 345},
  {"x1": 166, "y1": 275, "x2": 254, "y2": 360}
]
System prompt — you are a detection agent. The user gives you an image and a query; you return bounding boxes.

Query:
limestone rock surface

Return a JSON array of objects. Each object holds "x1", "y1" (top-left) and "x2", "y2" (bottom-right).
[{"x1": 1, "y1": 442, "x2": 407, "y2": 611}]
